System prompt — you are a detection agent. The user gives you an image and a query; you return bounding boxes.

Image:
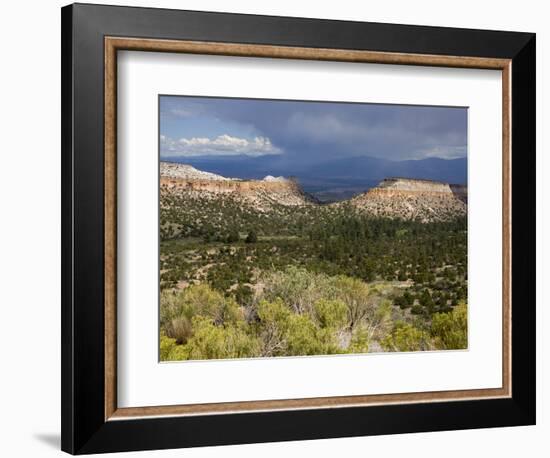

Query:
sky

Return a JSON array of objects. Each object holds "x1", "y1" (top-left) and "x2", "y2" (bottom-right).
[{"x1": 160, "y1": 95, "x2": 467, "y2": 163}]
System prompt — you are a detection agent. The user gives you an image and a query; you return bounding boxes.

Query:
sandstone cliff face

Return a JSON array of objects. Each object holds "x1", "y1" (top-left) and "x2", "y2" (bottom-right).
[
  {"x1": 377, "y1": 177, "x2": 453, "y2": 193},
  {"x1": 347, "y1": 178, "x2": 467, "y2": 222},
  {"x1": 160, "y1": 163, "x2": 467, "y2": 222},
  {"x1": 160, "y1": 162, "x2": 314, "y2": 209}
]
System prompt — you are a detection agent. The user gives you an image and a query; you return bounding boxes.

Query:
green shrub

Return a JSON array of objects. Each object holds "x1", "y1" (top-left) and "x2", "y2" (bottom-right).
[
  {"x1": 160, "y1": 284, "x2": 244, "y2": 344},
  {"x1": 226, "y1": 230, "x2": 240, "y2": 243},
  {"x1": 255, "y1": 299, "x2": 344, "y2": 356},
  {"x1": 159, "y1": 289, "x2": 195, "y2": 344},
  {"x1": 431, "y1": 302, "x2": 467, "y2": 349},
  {"x1": 348, "y1": 325, "x2": 370, "y2": 354},
  {"x1": 382, "y1": 322, "x2": 433, "y2": 352},
  {"x1": 183, "y1": 317, "x2": 261, "y2": 360},
  {"x1": 329, "y1": 275, "x2": 373, "y2": 331},
  {"x1": 262, "y1": 266, "x2": 333, "y2": 315},
  {"x1": 255, "y1": 299, "x2": 291, "y2": 357},
  {"x1": 233, "y1": 284, "x2": 254, "y2": 306},
  {"x1": 313, "y1": 299, "x2": 347, "y2": 329},
  {"x1": 285, "y1": 314, "x2": 326, "y2": 356},
  {"x1": 160, "y1": 267, "x2": 467, "y2": 360},
  {"x1": 245, "y1": 230, "x2": 258, "y2": 243},
  {"x1": 160, "y1": 334, "x2": 177, "y2": 361}
]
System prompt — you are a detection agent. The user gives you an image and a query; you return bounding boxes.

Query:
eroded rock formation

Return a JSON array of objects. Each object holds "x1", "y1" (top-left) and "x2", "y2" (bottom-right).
[
  {"x1": 160, "y1": 162, "x2": 315, "y2": 208},
  {"x1": 348, "y1": 178, "x2": 467, "y2": 222},
  {"x1": 160, "y1": 163, "x2": 467, "y2": 222}
]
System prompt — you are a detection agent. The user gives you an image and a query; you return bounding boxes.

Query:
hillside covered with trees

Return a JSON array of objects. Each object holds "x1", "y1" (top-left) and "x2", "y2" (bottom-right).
[{"x1": 159, "y1": 180, "x2": 468, "y2": 361}]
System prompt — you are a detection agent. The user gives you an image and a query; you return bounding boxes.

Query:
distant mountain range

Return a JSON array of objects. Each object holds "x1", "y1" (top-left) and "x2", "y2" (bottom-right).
[{"x1": 163, "y1": 154, "x2": 467, "y2": 202}]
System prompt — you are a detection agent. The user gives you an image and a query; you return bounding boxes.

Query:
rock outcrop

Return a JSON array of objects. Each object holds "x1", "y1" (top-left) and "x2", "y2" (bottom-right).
[
  {"x1": 160, "y1": 162, "x2": 315, "y2": 209},
  {"x1": 347, "y1": 178, "x2": 467, "y2": 222},
  {"x1": 160, "y1": 163, "x2": 467, "y2": 222}
]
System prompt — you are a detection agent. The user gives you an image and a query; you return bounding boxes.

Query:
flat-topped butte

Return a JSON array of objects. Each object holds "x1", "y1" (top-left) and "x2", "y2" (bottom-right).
[{"x1": 160, "y1": 162, "x2": 467, "y2": 222}]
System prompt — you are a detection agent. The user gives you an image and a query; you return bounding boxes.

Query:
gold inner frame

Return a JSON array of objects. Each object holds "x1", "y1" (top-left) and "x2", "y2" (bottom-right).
[{"x1": 104, "y1": 37, "x2": 512, "y2": 421}]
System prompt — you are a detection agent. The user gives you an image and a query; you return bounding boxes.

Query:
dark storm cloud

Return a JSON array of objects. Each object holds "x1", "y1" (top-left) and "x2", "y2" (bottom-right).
[{"x1": 160, "y1": 96, "x2": 467, "y2": 162}]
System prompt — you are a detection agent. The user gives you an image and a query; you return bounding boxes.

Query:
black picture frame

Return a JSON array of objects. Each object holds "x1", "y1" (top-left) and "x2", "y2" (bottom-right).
[{"x1": 61, "y1": 3, "x2": 536, "y2": 454}]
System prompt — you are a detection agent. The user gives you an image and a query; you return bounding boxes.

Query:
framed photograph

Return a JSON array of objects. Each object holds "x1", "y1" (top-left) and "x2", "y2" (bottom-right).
[{"x1": 61, "y1": 3, "x2": 536, "y2": 454}]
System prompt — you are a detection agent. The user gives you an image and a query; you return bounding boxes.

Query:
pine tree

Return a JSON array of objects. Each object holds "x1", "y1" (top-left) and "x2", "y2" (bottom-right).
[
  {"x1": 226, "y1": 230, "x2": 240, "y2": 243},
  {"x1": 245, "y1": 230, "x2": 258, "y2": 244}
]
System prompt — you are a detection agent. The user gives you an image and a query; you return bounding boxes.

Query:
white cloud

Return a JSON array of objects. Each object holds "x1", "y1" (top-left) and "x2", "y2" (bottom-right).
[
  {"x1": 414, "y1": 145, "x2": 467, "y2": 159},
  {"x1": 161, "y1": 134, "x2": 282, "y2": 157}
]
